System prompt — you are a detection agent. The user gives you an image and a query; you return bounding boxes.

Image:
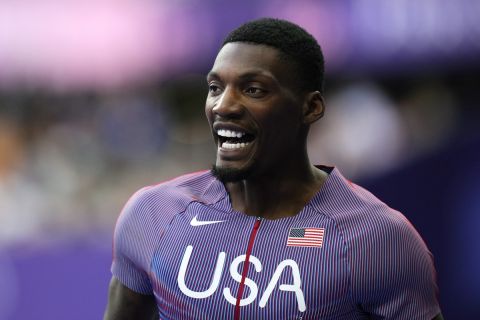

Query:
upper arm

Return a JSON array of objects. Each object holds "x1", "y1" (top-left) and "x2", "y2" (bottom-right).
[
  {"x1": 104, "y1": 277, "x2": 158, "y2": 320},
  {"x1": 111, "y1": 189, "x2": 155, "y2": 294},
  {"x1": 106, "y1": 189, "x2": 158, "y2": 319}
]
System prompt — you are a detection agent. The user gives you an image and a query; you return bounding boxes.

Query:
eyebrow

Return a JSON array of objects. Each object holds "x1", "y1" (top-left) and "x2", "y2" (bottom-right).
[{"x1": 206, "y1": 69, "x2": 278, "y2": 83}]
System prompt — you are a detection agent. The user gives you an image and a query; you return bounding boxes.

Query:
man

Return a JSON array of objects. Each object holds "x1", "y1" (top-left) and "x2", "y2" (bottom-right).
[{"x1": 104, "y1": 18, "x2": 443, "y2": 319}]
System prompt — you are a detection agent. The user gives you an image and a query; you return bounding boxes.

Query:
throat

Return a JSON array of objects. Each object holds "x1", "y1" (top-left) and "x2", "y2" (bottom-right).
[
  {"x1": 226, "y1": 167, "x2": 329, "y2": 219},
  {"x1": 227, "y1": 186, "x2": 309, "y2": 220}
]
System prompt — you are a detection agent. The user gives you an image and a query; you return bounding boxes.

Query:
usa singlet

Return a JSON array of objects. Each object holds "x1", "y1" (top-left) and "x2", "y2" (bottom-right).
[{"x1": 111, "y1": 167, "x2": 441, "y2": 319}]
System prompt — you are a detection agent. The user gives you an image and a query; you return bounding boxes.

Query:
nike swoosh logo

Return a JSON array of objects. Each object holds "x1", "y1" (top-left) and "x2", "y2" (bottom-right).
[{"x1": 190, "y1": 215, "x2": 226, "y2": 226}]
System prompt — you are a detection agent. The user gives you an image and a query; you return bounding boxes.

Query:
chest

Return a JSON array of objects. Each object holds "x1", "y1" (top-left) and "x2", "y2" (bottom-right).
[{"x1": 149, "y1": 203, "x2": 355, "y2": 319}]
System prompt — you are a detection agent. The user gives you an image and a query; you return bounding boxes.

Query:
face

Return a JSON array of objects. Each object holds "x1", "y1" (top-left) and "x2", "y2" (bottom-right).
[{"x1": 205, "y1": 42, "x2": 308, "y2": 182}]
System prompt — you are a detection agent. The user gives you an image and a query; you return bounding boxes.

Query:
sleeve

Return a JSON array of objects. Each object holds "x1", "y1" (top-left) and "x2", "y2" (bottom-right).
[
  {"x1": 111, "y1": 188, "x2": 154, "y2": 295},
  {"x1": 349, "y1": 211, "x2": 441, "y2": 319}
]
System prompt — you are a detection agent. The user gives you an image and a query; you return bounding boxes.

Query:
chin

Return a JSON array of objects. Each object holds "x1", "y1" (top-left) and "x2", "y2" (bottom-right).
[{"x1": 211, "y1": 164, "x2": 253, "y2": 183}]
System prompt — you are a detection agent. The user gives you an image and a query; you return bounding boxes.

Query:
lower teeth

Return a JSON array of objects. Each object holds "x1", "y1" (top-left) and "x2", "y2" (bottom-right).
[{"x1": 221, "y1": 142, "x2": 249, "y2": 149}]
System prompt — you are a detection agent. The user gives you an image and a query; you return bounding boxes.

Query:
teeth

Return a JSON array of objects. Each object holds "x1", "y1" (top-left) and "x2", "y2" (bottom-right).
[
  {"x1": 221, "y1": 142, "x2": 250, "y2": 149},
  {"x1": 217, "y1": 129, "x2": 245, "y2": 138}
]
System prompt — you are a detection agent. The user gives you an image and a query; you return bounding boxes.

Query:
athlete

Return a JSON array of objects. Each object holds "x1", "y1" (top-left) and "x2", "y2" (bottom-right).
[{"x1": 104, "y1": 18, "x2": 443, "y2": 319}]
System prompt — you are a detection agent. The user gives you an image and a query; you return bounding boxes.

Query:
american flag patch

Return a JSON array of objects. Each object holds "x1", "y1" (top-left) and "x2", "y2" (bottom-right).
[{"x1": 287, "y1": 228, "x2": 325, "y2": 248}]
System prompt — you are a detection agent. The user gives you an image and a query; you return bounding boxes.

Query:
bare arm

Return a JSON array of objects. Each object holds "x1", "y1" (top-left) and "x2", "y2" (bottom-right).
[{"x1": 104, "y1": 277, "x2": 158, "y2": 320}]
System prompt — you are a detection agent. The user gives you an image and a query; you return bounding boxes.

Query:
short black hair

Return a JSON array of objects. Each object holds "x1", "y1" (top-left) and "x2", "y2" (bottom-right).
[{"x1": 222, "y1": 18, "x2": 325, "y2": 94}]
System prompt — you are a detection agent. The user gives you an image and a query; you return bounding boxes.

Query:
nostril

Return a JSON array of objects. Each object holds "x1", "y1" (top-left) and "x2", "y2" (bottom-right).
[{"x1": 213, "y1": 104, "x2": 244, "y2": 118}]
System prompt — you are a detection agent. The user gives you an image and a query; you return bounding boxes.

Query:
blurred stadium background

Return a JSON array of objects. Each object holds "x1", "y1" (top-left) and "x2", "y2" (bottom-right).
[{"x1": 0, "y1": 0, "x2": 479, "y2": 319}]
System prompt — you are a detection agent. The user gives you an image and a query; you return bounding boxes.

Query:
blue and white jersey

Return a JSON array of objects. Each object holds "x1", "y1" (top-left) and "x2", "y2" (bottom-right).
[{"x1": 111, "y1": 167, "x2": 441, "y2": 319}]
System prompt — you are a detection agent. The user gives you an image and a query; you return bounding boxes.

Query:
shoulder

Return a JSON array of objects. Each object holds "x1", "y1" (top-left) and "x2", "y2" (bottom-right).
[
  {"x1": 136, "y1": 169, "x2": 216, "y2": 201},
  {"x1": 313, "y1": 168, "x2": 425, "y2": 248},
  {"x1": 313, "y1": 168, "x2": 434, "y2": 278},
  {"x1": 113, "y1": 170, "x2": 219, "y2": 262},
  {"x1": 115, "y1": 170, "x2": 219, "y2": 239},
  {"x1": 311, "y1": 168, "x2": 440, "y2": 316},
  {"x1": 122, "y1": 170, "x2": 217, "y2": 217}
]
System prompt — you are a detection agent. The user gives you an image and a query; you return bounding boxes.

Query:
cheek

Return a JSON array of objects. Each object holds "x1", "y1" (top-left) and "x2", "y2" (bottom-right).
[
  {"x1": 259, "y1": 108, "x2": 302, "y2": 146},
  {"x1": 267, "y1": 104, "x2": 302, "y2": 130},
  {"x1": 204, "y1": 104, "x2": 213, "y2": 124}
]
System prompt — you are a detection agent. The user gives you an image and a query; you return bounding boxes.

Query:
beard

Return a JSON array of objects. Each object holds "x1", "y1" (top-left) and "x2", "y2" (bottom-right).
[{"x1": 211, "y1": 164, "x2": 254, "y2": 183}]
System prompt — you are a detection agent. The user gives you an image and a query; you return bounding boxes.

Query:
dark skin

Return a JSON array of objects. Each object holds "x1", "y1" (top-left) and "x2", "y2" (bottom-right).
[
  {"x1": 104, "y1": 42, "x2": 443, "y2": 319},
  {"x1": 103, "y1": 278, "x2": 157, "y2": 320},
  {"x1": 205, "y1": 42, "x2": 327, "y2": 219}
]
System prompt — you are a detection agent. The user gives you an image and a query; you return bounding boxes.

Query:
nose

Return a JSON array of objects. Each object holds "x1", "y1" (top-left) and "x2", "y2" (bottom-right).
[{"x1": 211, "y1": 87, "x2": 244, "y2": 118}]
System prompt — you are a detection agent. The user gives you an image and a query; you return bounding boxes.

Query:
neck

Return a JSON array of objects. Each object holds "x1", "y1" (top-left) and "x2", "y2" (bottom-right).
[{"x1": 224, "y1": 158, "x2": 328, "y2": 220}]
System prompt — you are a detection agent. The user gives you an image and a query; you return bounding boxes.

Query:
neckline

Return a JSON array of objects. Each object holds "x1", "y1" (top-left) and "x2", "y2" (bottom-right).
[{"x1": 212, "y1": 165, "x2": 336, "y2": 222}]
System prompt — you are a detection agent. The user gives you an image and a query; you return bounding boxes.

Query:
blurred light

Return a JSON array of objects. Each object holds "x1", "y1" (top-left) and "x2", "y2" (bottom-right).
[
  {"x1": 97, "y1": 96, "x2": 169, "y2": 161},
  {"x1": 1, "y1": 0, "x2": 479, "y2": 90},
  {"x1": 259, "y1": 0, "x2": 349, "y2": 70},
  {"x1": 308, "y1": 83, "x2": 406, "y2": 179},
  {"x1": 0, "y1": 0, "x2": 214, "y2": 90}
]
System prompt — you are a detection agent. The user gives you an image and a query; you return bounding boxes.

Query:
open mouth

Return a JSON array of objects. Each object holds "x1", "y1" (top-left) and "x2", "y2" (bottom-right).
[{"x1": 216, "y1": 129, "x2": 256, "y2": 150}]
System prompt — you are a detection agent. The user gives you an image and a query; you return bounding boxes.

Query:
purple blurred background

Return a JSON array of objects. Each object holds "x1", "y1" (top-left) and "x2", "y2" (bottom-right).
[{"x1": 0, "y1": 0, "x2": 479, "y2": 319}]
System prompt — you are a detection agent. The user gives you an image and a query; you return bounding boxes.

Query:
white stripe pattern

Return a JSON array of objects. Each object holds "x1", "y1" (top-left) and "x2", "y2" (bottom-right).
[{"x1": 111, "y1": 167, "x2": 441, "y2": 319}]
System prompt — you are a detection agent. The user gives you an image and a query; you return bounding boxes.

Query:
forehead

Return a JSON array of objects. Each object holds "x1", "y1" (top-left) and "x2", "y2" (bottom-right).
[{"x1": 209, "y1": 42, "x2": 293, "y2": 83}]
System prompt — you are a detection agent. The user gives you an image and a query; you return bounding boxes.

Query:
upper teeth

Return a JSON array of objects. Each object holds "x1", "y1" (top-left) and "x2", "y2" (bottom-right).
[{"x1": 217, "y1": 129, "x2": 245, "y2": 138}]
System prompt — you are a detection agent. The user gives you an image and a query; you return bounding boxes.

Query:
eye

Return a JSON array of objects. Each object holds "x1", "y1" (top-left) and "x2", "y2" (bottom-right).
[
  {"x1": 245, "y1": 86, "x2": 267, "y2": 98},
  {"x1": 208, "y1": 83, "x2": 222, "y2": 96}
]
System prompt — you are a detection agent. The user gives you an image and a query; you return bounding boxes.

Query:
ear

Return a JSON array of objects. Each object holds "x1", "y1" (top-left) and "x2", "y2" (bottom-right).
[{"x1": 302, "y1": 91, "x2": 325, "y2": 125}]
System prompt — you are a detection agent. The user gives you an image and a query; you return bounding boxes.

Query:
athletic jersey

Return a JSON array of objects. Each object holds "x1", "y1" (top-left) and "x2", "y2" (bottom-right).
[{"x1": 111, "y1": 167, "x2": 441, "y2": 319}]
